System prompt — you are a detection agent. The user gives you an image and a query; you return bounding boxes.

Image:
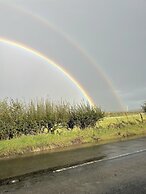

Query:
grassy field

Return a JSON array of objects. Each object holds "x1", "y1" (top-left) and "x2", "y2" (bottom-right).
[
  {"x1": 98, "y1": 113, "x2": 145, "y2": 128},
  {"x1": 0, "y1": 113, "x2": 146, "y2": 158}
]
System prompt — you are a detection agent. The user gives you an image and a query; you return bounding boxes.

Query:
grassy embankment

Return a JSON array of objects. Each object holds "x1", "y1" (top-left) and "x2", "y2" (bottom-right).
[{"x1": 0, "y1": 113, "x2": 146, "y2": 158}]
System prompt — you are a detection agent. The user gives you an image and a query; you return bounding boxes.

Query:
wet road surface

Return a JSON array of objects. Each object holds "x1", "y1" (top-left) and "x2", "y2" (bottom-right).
[{"x1": 0, "y1": 137, "x2": 146, "y2": 193}]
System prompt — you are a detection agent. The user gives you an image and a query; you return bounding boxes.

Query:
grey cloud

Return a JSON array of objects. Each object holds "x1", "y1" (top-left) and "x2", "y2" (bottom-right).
[{"x1": 0, "y1": 0, "x2": 146, "y2": 111}]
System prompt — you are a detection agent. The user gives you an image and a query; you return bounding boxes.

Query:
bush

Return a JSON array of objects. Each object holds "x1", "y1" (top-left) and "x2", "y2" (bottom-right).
[
  {"x1": 67, "y1": 103, "x2": 104, "y2": 129},
  {"x1": 0, "y1": 99, "x2": 104, "y2": 140}
]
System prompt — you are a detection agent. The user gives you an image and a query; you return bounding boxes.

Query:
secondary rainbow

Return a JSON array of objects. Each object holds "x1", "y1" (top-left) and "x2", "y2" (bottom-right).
[
  {"x1": 0, "y1": 37, "x2": 95, "y2": 107},
  {"x1": 4, "y1": 3, "x2": 125, "y2": 110}
]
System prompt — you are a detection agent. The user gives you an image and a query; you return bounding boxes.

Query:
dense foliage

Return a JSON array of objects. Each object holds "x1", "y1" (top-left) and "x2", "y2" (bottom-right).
[{"x1": 0, "y1": 99, "x2": 104, "y2": 140}]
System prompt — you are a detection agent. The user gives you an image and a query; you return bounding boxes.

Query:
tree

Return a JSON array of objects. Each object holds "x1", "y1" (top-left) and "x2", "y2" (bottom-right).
[{"x1": 142, "y1": 102, "x2": 146, "y2": 113}]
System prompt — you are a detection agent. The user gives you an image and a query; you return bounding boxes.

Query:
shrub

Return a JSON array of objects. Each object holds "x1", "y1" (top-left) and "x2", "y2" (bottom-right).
[
  {"x1": 67, "y1": 103, "x2": 104, "y2": 129},
  {"x1": 0, "y1": 99, "x2": 104, "y2": 140}
]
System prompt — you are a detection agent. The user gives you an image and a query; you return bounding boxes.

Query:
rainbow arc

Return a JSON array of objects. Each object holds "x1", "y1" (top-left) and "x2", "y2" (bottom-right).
[{"x1": 0, "y1": 38, "x2": 95, "y2": 106}]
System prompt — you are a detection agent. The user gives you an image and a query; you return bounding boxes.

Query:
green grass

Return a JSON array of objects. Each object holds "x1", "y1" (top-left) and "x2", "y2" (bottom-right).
[
  {"x1": 98, "y1": 113, "x2": 146, "y2": 127},
  {"x1": 0, "y1": 113, "x2": 146, "y2": 158}
]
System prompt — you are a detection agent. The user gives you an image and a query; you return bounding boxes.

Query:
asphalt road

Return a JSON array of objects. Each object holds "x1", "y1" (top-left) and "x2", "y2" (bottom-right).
[{"x1": 0, "y1": 137, "x2": 146, "y2": 194}]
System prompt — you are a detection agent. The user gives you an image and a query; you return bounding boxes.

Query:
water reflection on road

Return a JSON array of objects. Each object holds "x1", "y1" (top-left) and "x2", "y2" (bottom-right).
[{"x1": 0, "y1": 136, "x2": 146, "y2": 181}]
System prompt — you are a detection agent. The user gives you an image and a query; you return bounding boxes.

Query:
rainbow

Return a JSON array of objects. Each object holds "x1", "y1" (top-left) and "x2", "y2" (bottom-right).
[
  {"x1": 0, "y1": 37, "x2": 95, "y2": 106},
  {"x1": 3, "y1": 3, "x2": 125, "y2": 110}
]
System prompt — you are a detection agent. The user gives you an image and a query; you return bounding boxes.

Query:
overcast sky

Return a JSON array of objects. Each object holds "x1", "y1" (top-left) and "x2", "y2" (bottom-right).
[{"x1": 0, "y1": 0, "x2": 146, "y2": 111}]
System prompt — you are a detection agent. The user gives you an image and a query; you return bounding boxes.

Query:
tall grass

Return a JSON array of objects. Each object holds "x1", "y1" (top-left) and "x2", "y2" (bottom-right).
[{"x1": 0, "y1": 99, "x2": 104, "y2": 140}]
